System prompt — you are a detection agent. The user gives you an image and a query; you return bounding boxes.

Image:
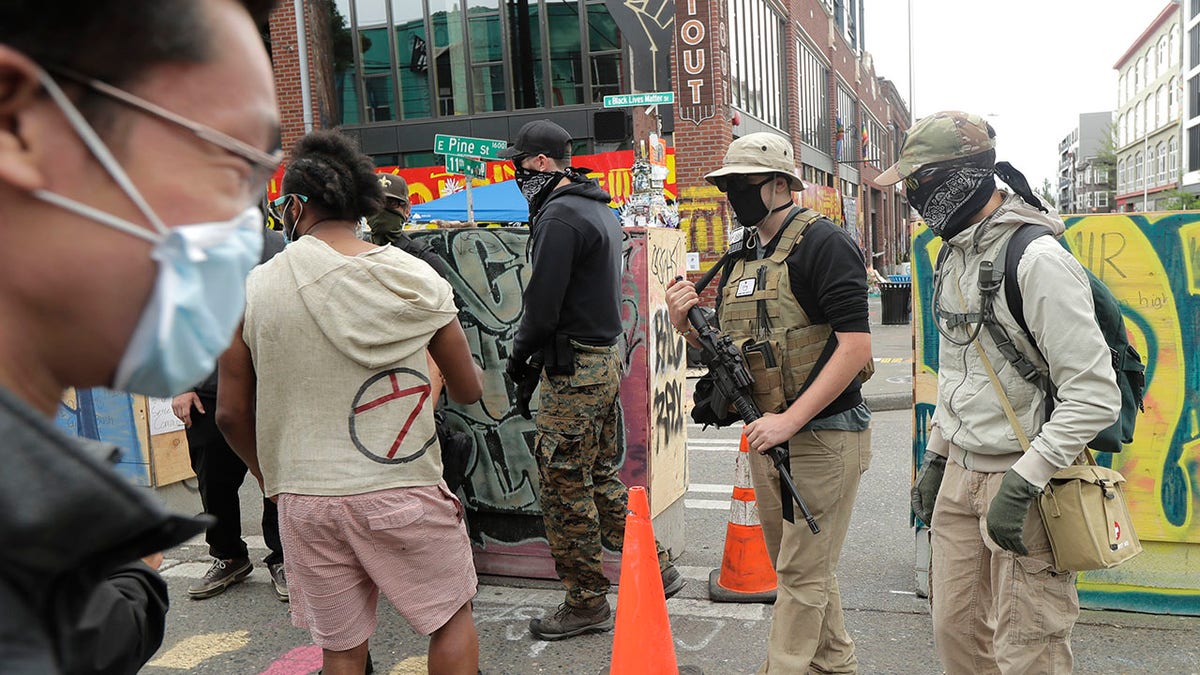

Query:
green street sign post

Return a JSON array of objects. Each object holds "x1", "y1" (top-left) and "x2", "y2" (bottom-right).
[
  {"x1": 433, "y1": 133, "x2": 508, "y2": 160},
  {"x1": 602, "y1": 91, "x2": 675, "y2": 108},
  {"x1": 444, "y1": 154, "x2": 487, "y2": 180}
]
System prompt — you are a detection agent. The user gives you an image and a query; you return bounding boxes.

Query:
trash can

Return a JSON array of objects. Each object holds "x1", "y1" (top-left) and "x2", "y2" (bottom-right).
[{"x1": 880, "y1": 281, "x2": 912, "y2": 325}]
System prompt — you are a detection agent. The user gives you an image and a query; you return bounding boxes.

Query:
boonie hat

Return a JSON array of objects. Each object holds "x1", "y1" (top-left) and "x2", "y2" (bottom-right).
[
  {"x1": 376, "y1": 173, "x2": 409, "y2": 204},
  {"x1": 877, "y1": 111, "x2": 995, "y2": 186},
  {"x1": 705, "y1": 132, "x2": 805, "y2": 191},
  {"x1": 498, "y1": 119, "x2": 572, "y2": 160}
]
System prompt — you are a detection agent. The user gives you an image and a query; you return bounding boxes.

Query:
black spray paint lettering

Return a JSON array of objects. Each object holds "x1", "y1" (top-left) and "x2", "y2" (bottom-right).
[{"x1": 653, "y1": 309, "x2": 686, "y2": 374}]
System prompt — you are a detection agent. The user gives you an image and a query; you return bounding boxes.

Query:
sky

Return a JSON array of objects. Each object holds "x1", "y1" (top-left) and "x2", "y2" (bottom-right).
[{"x1": 863, "y1": 0, "x2": 1172, "y2": 192}]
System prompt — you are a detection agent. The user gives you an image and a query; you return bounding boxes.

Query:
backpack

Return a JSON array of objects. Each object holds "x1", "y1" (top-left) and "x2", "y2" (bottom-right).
[{"x1": 936, "y1": 223, "x2": 1145, "y2": 453}]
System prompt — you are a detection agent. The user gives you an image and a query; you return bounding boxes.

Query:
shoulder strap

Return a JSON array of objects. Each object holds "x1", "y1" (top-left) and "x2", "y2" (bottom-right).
[
  {"x1": 1000, "y1": 223, "x2": 1055, "y2": 344},
  {"x1": 767, "y1": 208, "x2": 823, "y2": 263}
]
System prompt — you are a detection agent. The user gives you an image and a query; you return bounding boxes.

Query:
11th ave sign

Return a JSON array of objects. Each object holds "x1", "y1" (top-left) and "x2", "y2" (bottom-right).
[
  {"x1": 602, "y1": 92, "x2": 675, "y2": 108},
  {"x1": 433, "y1": 133, "x2": 508, "y2": 160}
]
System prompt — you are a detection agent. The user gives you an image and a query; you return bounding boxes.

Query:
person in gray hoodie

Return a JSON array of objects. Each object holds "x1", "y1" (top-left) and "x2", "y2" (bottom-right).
[
  {"x1": 877, "y1": 111, "x2": 1120, "y2": 674},
  {"x1": 217, "y1": 130, "x2": 484, "y2": 675}
]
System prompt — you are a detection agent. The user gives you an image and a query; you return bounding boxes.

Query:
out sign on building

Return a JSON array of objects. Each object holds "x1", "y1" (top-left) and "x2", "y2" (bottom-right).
[{"x1": 676, "y1": 0, "x2": 715, "y2": 125}]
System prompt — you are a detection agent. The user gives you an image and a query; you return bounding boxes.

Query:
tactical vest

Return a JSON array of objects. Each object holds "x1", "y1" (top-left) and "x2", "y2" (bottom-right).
[{"x1": 719, "y1": 209, "x2": 831, "y2": 414}]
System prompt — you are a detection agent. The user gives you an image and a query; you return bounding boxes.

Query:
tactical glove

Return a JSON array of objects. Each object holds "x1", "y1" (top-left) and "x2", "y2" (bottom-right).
[
  {"x1": 986, "y1": 470, "x2": 1042, "y2": 556},
  {"x1": 910, "y1": 452, "x2": 947, "y2": 526},
  {"x1": 506, "y1": 354, "x2": 543, "y2": 420}
]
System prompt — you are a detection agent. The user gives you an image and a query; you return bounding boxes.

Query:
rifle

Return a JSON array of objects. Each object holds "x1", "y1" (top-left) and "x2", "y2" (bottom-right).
[{"x1": 680, "y1": 258, "x2": 820, "y2": 534}]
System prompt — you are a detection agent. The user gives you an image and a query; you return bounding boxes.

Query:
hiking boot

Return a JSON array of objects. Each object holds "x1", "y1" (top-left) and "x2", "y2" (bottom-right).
[
  {"x1": 528, "y1": 601, "x2": 613, "y2": 641},
  {"x1": 187, "y1": 557, "x2": 252, "y2": 599},
  {"x1": 268, "y1": 562, "x2": 288, "y2": 602},
  {"x1": 661, "y1": 562, "x2": 686, "y2": 600}
]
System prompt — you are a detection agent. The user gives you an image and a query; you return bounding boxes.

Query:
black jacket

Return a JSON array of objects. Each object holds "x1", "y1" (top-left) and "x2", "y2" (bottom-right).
[
  {"x1": 512, "y1": 179, "x2": 623, "y2": 361},
  {"x1": 0, "y1": 386, "x2": 209, "y2": 674}
]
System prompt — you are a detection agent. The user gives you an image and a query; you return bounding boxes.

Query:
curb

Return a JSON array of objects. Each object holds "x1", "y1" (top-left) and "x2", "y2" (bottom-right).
[{"x1": 864, "y1": 392, "x2": 912, "y2": 412}]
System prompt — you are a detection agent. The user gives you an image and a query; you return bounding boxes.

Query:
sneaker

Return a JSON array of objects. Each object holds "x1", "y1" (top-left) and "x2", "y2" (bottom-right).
[
  {"x1": 268, "y1": 562, "x2": 288, "y2": 602},
  {"x1": 661, "y1": 563, "x2": 686, "y2": 600},
  {"x1": 187, "y1": 557, "x2": 252, "y2": 599},
  {"x1": 528, "y1": 601, "x2": 614, "y2": 641}
]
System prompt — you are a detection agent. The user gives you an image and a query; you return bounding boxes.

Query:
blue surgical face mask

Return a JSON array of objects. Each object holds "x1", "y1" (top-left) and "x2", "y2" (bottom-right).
[{"x1": 30, "y1": 67, "x2": 264, "y2": 397}]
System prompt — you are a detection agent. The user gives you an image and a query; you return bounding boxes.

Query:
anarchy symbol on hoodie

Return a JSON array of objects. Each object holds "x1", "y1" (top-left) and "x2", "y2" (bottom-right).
[{"x1": 348, "y1": 368, "x2": 436, "y2": 464}]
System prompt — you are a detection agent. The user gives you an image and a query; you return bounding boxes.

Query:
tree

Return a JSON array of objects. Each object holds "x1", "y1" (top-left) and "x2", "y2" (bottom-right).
[
  {"x1": 1157, "y1": 188, "x2": 1200, "y2": 210},
  {"x1": 1036, "y1": 177, "x2": 1058, "y2": 209}
]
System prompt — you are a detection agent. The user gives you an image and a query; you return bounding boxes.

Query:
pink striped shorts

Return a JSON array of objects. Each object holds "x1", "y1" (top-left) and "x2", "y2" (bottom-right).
[{"x1": 278, "y1": 483, "x2": 477, "y2": 651}]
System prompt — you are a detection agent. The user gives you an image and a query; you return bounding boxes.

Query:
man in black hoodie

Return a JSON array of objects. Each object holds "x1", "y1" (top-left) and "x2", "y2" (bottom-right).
[{"x1": 501, "y1": 120, "x2": 682, "y2": 641}]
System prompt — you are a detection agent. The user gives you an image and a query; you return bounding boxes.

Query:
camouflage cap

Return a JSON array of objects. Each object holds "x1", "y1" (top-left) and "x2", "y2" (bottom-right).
[
  {"x1": 876, "y1": 111, "x2": 996, "y2": 186},
  {"x1": 375, "y1": 173, "x2": 409, "y2": 204},
  {"x1": 705, "y1": 132, "x2": 805, "y2": 191}
]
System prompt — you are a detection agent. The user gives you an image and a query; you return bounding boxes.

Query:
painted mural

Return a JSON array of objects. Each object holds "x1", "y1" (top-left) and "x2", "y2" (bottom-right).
[
  {"x1": 410, "y1": 227, "x2": 686, "y2": 578},
  {"x1": 912, "y1": 212, "x2": 1200, "y2": 613},
  {"x1": 267, "y1": 149, "x2": 677, "y2": 210}
]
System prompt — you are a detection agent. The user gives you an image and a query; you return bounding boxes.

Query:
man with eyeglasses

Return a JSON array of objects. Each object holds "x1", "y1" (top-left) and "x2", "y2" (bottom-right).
[
  {"x1": 499, "y1": 119, "x2": 684, "y2": 641},
  {"x1": 0, "y1": 1, "x2": 280, "y2": 672},
  {"x1": 665, "y1": 132, "x2": 873, "y2": 673},
  {"x1": 882, "y1": 111, "x2": 1119, "y2": 673}
]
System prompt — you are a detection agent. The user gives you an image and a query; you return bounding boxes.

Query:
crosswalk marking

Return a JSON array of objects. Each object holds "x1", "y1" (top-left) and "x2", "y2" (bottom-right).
[
  {"x1": 684, "y1": 499, "x2": 730, "y2": 510},
  {"x1": 688, "y1": 483, "x2": 732, "y2": 494}
]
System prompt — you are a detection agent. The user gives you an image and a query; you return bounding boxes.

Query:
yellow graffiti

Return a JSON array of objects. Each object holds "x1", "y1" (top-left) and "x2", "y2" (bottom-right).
[
  {"x1": 1066, "y1": 215, "x2": 1192, "y2": 541},
  {"x1": 1180, "y1": 219, "x2": 1200, "y2": 296},
  {"x1": 677, "y1": 185, "x2": 728, "y2": 256},
  {"x1": 147, "y1": 631, "x2": 250, "y2": 670}
]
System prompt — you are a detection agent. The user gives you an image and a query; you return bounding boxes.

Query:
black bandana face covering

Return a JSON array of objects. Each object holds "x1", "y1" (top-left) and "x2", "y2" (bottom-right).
[
  {"x1": 909, "y1": 167, "x2": 995, "y2": 239},
  {"x1": 515, "y1": 166, "x2": 565, "y2": 218}
]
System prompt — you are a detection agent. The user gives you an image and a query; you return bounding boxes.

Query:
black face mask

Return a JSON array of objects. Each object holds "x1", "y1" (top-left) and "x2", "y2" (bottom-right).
[
  {"x1": 724, "y1": 177, "x2": 791, "y2": 228},
  {"x1": 908, "y1": 167, "x2": 995, "y2": 240}
]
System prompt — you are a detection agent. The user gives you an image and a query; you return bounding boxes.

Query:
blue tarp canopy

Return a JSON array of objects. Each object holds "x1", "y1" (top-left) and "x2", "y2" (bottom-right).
[{"x1": 409, "y1": 180, "x2": 528, "y2": 223}]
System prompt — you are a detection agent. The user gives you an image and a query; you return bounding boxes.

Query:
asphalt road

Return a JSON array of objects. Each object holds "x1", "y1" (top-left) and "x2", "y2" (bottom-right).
[{"x1": 145, "y1": 407, "x2": 1200, "y2": 674}]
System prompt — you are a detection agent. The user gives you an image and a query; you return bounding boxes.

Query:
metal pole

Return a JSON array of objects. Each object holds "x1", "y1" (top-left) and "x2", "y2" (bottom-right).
[
  {"x1": 907, "y1": 0, "x2": 914, "y2": 115},
  {"x1": 467, "y1": 179, "x2": 475, "y2": 226},
  {"x1": 294, "y1": 0, "x2": 313, "y2": 134},
  {"x1": 1143, "y1": 132, "x2": 1149, "y2": 210}
]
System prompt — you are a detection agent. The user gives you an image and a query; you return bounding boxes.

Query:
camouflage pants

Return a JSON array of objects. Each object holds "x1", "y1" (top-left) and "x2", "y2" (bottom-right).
[{"x1": 534, "y1": 342, "x2": 660, "y2": 609}]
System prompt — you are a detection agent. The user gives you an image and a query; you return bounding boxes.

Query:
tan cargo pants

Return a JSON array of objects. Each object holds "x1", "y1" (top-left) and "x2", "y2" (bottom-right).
[
  {"x1": 748, "y1": 427, "x2": 871, "y2": 674},
  {"x1": 931, "y1": 460, "x2": 1079, "y2": 674}
]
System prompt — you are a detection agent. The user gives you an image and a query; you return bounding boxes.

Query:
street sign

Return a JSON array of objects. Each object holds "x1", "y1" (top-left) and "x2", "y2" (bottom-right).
[
  {"x1": 434, "y1": 133, "x2": 508, "y2": 160},
  {"x1": 444, "y1": 154, "x2": 487, "y2": 179},
  {"x1": 602, "y1": 92, "x2": 675, "y2": 108}
]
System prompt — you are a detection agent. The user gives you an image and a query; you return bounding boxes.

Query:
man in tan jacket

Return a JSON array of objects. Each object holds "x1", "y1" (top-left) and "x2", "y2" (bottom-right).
[{"x1": 880, "y1": 111, "x2": 1120, "y2": 674}]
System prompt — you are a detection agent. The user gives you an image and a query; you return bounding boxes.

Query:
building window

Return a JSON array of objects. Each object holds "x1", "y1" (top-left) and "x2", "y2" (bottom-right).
[
  {"x1": 1158, "y1": 142, "x2": 1167, "y2": 183},
  {"x1": 863, "y1": 115, "x2": 886, "y2": 167},
  {"x1": 1156, "y1": 86, "x2": 1165, "y2": 129},
  {"x1": 1191, "y1": 25, "x2": 1200, "y2": 70},
  {"x1": 797, "y1": 39, "x2": 831, "y2": 154},
  {"x1": 1157, "y1": 37, "x2": 1167, "y2": 76},
  {"x1": 836, "y1": 85, "x2": 859, "y2": 162},
  {"x1": 334, "y1": 0, "x2": 629, "y2": 124},
  {"x1": 1097, "y1": 192, "x2": 1108, "y2": 208},
  {"x1": 1169, "y1": 77, "x2": 1178, "y2": 120},
  {"x1": 1170, "y1": 135, "x2": 1179, "y2": 175},
  {"x1": 1136, "y1": 151, "x2": 1144, "y2": 188},
  {"x1": 1118, "y1": 158, "x2": 1125, "y2": 191},
  {"x1": 729, "y1": 0, "x2": 787, "y2": 129},
  {"x1": 1170, "y1": 27, "x2": 1178, "y2": 66},
  {"x1": 1095, "y1": 166, "x2": 1108, "y2": 183},
  {"x1": 1190, "y1": 127, "x2": 1200, "y2": 172}
]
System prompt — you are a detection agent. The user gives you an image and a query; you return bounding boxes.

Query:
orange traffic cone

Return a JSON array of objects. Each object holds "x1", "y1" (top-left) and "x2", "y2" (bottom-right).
[
  {"x1": 610, "y1": 486, "x2": 678, "y2": 674},
  {"x1": 708, "y1": 431, "x2": 778, "y2": 603}
]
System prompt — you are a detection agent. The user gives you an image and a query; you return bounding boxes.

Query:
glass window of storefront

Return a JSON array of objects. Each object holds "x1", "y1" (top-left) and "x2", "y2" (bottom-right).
[
  {"x1": 797, "y1": 39, "x2": 830, "y2": 154},
  {"x1": 332, "y1": 0, "x2": 626, "y2": 125},
  {"x1": 727, "y1": 0, "x2": 786, "y2": 130}
]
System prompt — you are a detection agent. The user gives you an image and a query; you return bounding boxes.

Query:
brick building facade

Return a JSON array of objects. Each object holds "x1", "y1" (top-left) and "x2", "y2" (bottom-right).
[{"x1": 267, "y1": 0, "x2": 911, "y2": 289}]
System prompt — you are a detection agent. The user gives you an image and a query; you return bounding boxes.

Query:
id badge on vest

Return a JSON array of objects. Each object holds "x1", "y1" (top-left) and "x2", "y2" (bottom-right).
[{"x1": 735, "y1": 278, "x2": 756, "y2": 297}]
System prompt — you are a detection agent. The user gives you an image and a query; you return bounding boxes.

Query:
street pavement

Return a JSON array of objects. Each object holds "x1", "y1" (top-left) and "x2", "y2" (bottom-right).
[{"x1": 144, "y1": 297, "x2": 1200, "y2": 674}]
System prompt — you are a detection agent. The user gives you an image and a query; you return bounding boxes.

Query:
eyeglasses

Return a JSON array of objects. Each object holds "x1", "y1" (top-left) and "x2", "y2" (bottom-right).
[
  {"x1": 903, "y1": 166, "x2": 949, "y2": 192},
  {"x1": 712, "y1": 174, "x2": 771, "y2": 193},
  {"x1": 46, "y1": 65, "x2": 284, "y2": 203},
  {"x1": 268, "y1": 193, "x2": 307, "y2": 222}
]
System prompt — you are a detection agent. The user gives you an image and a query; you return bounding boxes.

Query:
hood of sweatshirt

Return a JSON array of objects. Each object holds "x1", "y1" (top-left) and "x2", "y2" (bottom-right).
[
  {"x1": 946, "y1": 190, "x2": 1065, "y2": 254},
  {"x1": 277, "y1": 236, "x2": 457, "y2": 369}
]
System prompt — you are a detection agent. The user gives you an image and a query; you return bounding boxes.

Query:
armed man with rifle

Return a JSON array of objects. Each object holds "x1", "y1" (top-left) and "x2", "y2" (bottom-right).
[{"x1": 666, "y1": 132, "x2": 873, "y2": 673}]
